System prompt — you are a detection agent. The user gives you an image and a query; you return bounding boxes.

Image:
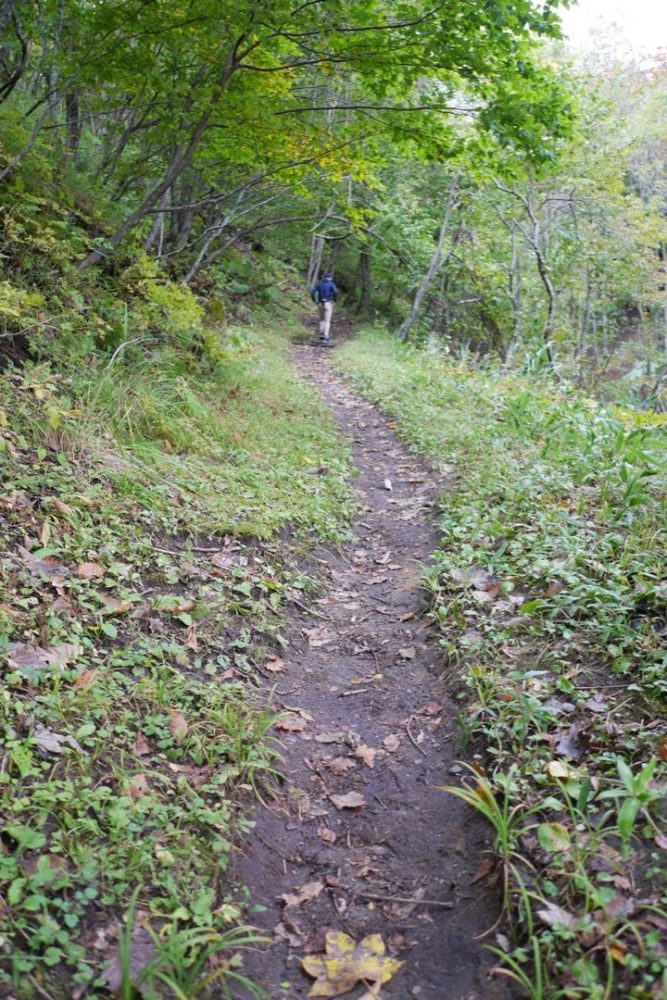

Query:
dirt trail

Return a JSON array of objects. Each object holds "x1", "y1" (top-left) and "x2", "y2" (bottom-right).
[{"x1": 235, "y1": 328, "x2": 510, "y2": 999}]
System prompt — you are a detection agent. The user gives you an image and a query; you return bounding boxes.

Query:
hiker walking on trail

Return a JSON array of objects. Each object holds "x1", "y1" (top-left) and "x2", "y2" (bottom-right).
[{"x1": 310, "y1": 271, "x2": 338, "y2": 344}]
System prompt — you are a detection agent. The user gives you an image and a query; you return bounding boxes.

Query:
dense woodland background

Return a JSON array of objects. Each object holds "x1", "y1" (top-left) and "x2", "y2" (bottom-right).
[{"x1": 0, "y1": 0, "x2": 665, "y2": 399}]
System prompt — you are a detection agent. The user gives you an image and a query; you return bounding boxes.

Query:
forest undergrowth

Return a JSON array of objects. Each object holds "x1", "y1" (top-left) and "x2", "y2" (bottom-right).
[
  {"x1": 336, "y1": 326, "x2": 667, "y2": 1000},
  {"x1": 0, "y1": 313, "x2": 354, "y2": 999}
]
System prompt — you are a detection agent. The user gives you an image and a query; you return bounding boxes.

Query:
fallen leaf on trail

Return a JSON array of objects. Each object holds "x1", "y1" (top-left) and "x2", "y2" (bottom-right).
[
  {"x1": 545, "y1": 760, "x2": 574, "y2": 781},
  {"x1": 329, "y1": 756, "x2": 356, "y2": 775},
  {"x1": 330, "y1": 791, "x2": 366, "y2": 811},
  {"x1": 553, "y1": 732, "x2": 584, "y2": 761},
  {"x1": 506, "y1": 615, "x2": 531, "y2": 628},
  {"x1": 41, "y1": 497, "x2": 75, "y2": 518},
  {"x1": 354, "y1": 744, "x2": 377, "y2": 768},
  {"x1": 265, "y1": 656, "x2": 286, "y2": 673},
  {"x1": 19, "y1": 546, "x2": 69, "y2": 580},
  {"x1": 318, "y1": 825, "x2": 337, "y2": 845},
  {"x1": 305, "y1": 626, "x2": 338, "y2": 648},
  {"x1": 544, "y1": 580, "x2": 565, "y2": 598},
  {"x1": 133, "y1": 732, "x2": 152, "y2": 756},
  {"x1": 654, "y1": 831, "x2": 667, "y2": 851},
  {"x1": 282, "y1": 880, "x2": 324, "y2": 908},
  {"x1": 104, "y1": 926, "x2": 155, "y2": 995},
  {"x1": 314, "y1": 731, "x2": 347, "y2": 744},
  {"x1": 77, "y1": 561, "x2": 106, "y2": 579},
  {"x1": 398, "y1": 647, "x2": 416, "y2": 660},
  {"x1": 415, "y1": 702, "x2": 442, "y2": 717},
  {"x1": 184, "y1": 624, "x2": 198, "y2": 650},
  {"x1": 6, "y1": 641, "x2": 82, "y2": 674},
  {"x1": 33, "y1": 724, "x2": 82, "y2": 754},
  {"x1": 6, "y1": 643, "x2": 52, "y2": 672},
  {"x1": 0, "y1": 603, "x2": 21, "y2": 619},
  {"x1": 126, "y1": 774, "x2": 150, "y2": 800},
  {"x1": 536, "y1": 902, "x2": 577, "y2": 930},
  {"x1": 283, "y1": 705, "x2": 314, "y2": 722},
  {"x1": 383, "y1": 734, "x2": 401, "y2": 752},
  {"x1": 584, "y1": 695, "x2": 607, "y2": 715},
  {"x1": 472, "y1": 588, "x2": 494, "y2": 604},
  {"x1": 211, "y1": 550, "x2": 237, "y2": 571},
  {"x1": 72, "y1": 669, "x2": 99, "y2": 691},
  {"x1": 302, "y1": 930, "x2": 402, "y2": 997},
  {"x1": 100, "y1": 593, "x2": 133, "y2": 616},
  {"x1": 275, "y1": 920, "x2": 307, "y2": 948},
  {"x1": 537, "y1": 822, "x2": 572, "y2": 853},
  {"x1": 449, "y1": 566, "x2": 492, "y2": 590},
  {"x1": 657, "y1": 739, "x2": 667, "y2": 762},
  {"x1": 471, "y1": 856, "x2": 496, "y2": 885},
  {"x1": 275, "y1": 716, "x2": 307, "y2": 733},
  {"x1": 168, "y1": 711, "x2": 189, "y2": 742},
  {"x1": 167, "y1": 598, "x2": 195, "y2": 614}
]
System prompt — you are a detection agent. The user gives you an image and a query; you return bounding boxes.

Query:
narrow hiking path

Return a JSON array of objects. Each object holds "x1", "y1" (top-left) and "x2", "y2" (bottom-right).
[{"x1": 235, "y1": 328, "x2": 511, "y2": 999}]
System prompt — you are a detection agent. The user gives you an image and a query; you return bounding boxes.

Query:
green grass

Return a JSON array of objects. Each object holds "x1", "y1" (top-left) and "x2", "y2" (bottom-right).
[
  {"x1": 336, "y1": 325, "x2": 667, "y2": 999},
  {"x1": 0, "y1": 316, "x2": 354, "y2": 998}
]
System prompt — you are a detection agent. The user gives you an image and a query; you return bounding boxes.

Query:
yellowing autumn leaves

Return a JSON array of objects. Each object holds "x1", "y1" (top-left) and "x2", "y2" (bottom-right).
[{"x1": 301, "y1": 931, "x2": 403, "y2": 997}]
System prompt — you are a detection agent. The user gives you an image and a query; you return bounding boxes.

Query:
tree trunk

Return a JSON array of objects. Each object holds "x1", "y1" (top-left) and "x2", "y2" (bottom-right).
[
  {"x1": 65, "y1": 90, "x2": 80, "y2": 155},
  {"x1": 398, "y1": 176, "x2": 458, "y2": 342},
  {"x1": 0, "y1": 0, "x2": 16, "y2": 34},
  {"x1": 306, "y1": 234, "x2": 324, "y2": 288},
  {"x1": 504, "y1": 226, "x2": 522, "y2": 365},
  {"x1": 77, "y1": 51, "x2": 237, "y2": 270},
  {"x1": 0, "y1": 4, "x2": 29, "y2": 103},
  {"x1": 356, "y1": 245, "x2": 371, "y2": 314}
]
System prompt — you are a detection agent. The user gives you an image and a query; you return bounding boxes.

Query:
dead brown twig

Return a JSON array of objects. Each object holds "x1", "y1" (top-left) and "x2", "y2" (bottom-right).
[{"x1": 405, "y1": 715, "x2": 428, "y2": 757}]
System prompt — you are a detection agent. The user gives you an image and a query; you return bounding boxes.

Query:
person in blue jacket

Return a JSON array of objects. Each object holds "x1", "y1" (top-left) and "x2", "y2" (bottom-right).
[{"x1": 310, "y1": 271, "x2": 338, "y2": 344}]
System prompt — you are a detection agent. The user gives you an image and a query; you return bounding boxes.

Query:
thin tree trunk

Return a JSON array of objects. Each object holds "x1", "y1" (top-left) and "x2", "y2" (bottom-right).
[
  {"x1": 307, "y1": 235, "x2": 324, "y2": 288},
  {"x1": 77, "y1": 50, "x2": 238, "y2": 270},
  {"x1": 504, "y1": 226, "x2": 522, "y2": 365},
  {"x1": 142, "y1": 191, "x2": 169, "y2": 253},
  {"x1": 356, "y1": 244, "x2": 371, "y2": 314},
  {"x1": 495, "y1": 180, "x2": 555, "y2": 367},
  {"x1": 0, "y1": 5, "x2": 29, "y2": 103},
  {"x1": 65, "y1": 90, "x2": 80, "y2": 155},
  {"x1": 398, "y1": 175, "x2": 458, "y2": 342},
  {"x1": 0, "y1": 0, "x2": 16, "y2": 33}
]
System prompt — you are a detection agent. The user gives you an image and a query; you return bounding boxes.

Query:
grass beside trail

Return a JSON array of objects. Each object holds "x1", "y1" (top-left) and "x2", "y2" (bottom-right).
[
  {"x1": 336, "y1": 326, "x2": 667, "y2": 1000},
  {"x1": 0, "y1": 319, "x2": 354, "y2": 999}
]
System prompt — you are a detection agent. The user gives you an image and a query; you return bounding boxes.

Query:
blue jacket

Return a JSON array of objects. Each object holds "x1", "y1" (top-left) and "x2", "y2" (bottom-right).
[{"x1": 310, "y1": 278, "x2": 338, "y2": 304}]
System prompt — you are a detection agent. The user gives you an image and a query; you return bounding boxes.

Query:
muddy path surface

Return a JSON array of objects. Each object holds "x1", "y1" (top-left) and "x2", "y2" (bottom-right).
[{"x1": 234, "y1": 323, "x2": 510, "y2": 1000}]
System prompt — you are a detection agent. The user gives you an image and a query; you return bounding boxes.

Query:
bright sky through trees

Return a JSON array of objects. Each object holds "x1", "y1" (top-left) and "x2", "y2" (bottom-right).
[{"x1": 561, "y1": 0, "x2": 667, "y2": 53}]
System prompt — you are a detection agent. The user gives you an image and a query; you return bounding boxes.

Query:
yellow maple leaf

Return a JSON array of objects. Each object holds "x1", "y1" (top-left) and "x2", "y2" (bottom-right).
[{"x1": 301, "y1": 931, "x2": 403, "y2": 997}]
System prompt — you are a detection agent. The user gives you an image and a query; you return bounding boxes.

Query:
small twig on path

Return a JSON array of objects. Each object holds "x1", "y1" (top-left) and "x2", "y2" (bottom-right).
[
  {"x1": 573, "y1": 682, "x2": 635, "y2": 690},
  {"x1": 339, "y1": 688, "x2": 369, "y2": 697},
  {"x1": 190, "y1": 544, "x2": 230, "y2": 552},
  {"x1": 406, "y1": 715, "x2": 428, "y2": 757},
  {"x1": 152, "y1": 543, "x2": 229, "y2": 556},
  {"x1": 344, "y1": 889, "x2": 454, "y2": 909},
  {"x1": 29, "y1": 980, "x2": 57, "y2": 1000},
  {"x1": 290, "y1": 596, "x2": 330, "y2": 621}
]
